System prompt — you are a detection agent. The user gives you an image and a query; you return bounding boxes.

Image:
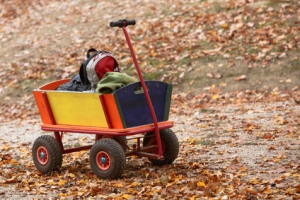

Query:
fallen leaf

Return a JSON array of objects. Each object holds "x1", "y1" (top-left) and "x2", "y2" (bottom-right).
[
  {"x1": 234, "y1": 75, "x2": 247, "y2": 81},
  {"x1": 197, "y1": 181, "x2": 207, "y2": 188}
]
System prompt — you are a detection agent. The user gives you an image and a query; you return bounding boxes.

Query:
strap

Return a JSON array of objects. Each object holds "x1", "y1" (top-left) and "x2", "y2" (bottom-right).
[
  {"x1": 80, "y1": 52, "x2": 98, "y2": 85},
  {"x1": 86, "y1": 48, "x2": 97, "y2": 58}
]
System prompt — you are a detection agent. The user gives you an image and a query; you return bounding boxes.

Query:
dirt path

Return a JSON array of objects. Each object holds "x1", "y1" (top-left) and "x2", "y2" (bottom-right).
[
  {"x1": 0, "y1": 95, "x2": 299, "y2": 199},
  {"x1": 0, "y1": 0, "x2": 299, "y2": 198}
]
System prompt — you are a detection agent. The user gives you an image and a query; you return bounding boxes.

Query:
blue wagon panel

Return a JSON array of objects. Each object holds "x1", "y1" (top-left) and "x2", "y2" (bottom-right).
[{"x1": 113, "y1": 81, "x2": 172, "y2": 128}]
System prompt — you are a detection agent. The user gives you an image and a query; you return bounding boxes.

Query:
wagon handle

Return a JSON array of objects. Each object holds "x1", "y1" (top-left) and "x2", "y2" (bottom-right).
[
  {"x1": 109, "y1": 19, "x2": 136, "y2": 28},
  {"x1": 110, "y1": 19, "x2": 163, "y2": 159}
]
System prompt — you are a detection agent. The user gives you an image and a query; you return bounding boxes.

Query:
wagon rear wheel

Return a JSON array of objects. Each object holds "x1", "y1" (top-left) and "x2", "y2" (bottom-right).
[
  {"x1": 143, "y1": 129, "x2": 179, "y2": 166},
  {"x1": 113, "y1": 136, "x2": 127, "y2": 152},
  {"x1": 90, "y1": 138, "x2": 126, "y2": 179},
  {"x1": 96, "y1": 136, "x2": 127, "y2": 152},
  {"x1": 32, "y1": 135, "x2": 63, "y2": 173}
]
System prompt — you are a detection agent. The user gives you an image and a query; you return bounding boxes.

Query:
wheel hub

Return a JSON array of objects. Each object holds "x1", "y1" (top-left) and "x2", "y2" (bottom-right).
[
  {"x1": 40, "y1": 152, "x2": 45, "y2": 159},
  {"x1": 101, "y1": 157, "x2": 106, "y2": 164},
  {"x1": 96, "y1": 151, "x2": 111, "y2": 170},
  {"x1": 36, "y1": 146, "x2": 49, "y2": 165}
]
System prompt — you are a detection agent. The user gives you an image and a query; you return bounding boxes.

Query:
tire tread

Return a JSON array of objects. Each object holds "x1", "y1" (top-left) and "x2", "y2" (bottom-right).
[{"x1": 32, "y1": 135, "x2": 63, "y2": 173}]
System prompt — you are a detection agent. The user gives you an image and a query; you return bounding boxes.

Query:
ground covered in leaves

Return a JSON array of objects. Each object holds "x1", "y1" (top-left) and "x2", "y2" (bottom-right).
[
  {"x1": 0, "y1": 91, "x2": 299, "y2": 199},
  {"x1": 0, "y1": 0, "x2": 300, "y2": 199},
  {"x1": 0, "y1": 0, "x2": 300, "y2": 123}
]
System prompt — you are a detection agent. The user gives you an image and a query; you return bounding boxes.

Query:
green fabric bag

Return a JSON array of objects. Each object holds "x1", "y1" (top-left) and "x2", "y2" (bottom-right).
[{"x1": 95, "y1": 72, "x2": 138, "y2": 94}]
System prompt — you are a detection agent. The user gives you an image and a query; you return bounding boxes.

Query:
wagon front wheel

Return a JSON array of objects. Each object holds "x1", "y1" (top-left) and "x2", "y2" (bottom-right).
[
  {"x1": 90, "y1": 138, "x2": 126, "y2": 179},
  {"x1": 32, "y1": 135, "x2": 63, "y2": 173},
  {"x1": 143, "y1": 129, "x2": 179, "y2": 166}
]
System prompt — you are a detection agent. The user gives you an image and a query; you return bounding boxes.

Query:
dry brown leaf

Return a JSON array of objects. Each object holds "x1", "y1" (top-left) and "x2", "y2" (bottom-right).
[{"x1": 234, "y1": 75, "x2": 247, "y2": 81}]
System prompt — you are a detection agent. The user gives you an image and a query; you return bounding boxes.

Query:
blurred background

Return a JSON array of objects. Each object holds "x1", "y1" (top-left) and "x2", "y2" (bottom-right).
[{"x1": 0, "y1": 0, "x2": 299, "y2": 121}]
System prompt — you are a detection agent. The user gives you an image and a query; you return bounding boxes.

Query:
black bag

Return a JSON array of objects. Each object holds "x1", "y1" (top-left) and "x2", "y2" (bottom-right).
[
  {"x1": 56, "y1": 48, "x2": 118, "y2": 91},
  {"x1": 56, "y1": 48, "x2": 97, "y2": 91},
  {"x1": 56, "y1": 74, "x2": 91, "y2": 91}
]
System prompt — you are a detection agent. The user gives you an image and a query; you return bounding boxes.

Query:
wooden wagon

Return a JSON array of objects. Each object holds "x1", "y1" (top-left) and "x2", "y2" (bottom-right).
[{"x1": 32, "y1": 20, "x2": 179, "y2": 179}]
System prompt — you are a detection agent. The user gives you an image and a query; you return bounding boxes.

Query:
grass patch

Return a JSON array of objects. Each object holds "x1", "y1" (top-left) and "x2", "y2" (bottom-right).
[
  {"x1": 198, "y1": 139, "x2": 215, "y2": 146},
  {"x1": 179, "y1": 57, "x2": 192, "y2": 66},
  {"x1": 200, "y1": 108, "x2": 215, "y2": 113},
  {"x1": 245, "y1": 47, "x2": 260, "y2": 54},
  {"x1": 197, "y1": 41, "x2": 215, "y2": 49},
  {"x1": 74, "y1": 143, "x2": 81, "y2": 148},
  {"x1": 242, "y1": 142, "x2": 258, "y2": 145},
  {"x1": 205, "y1": 1, "x2": 228, "y2": 14},
  {"x1": 142, "y1": 71, "x2": 162, "y2": 80},
  {"x1": 234, "y1": 108, "x2": 241, "y2": 112},
  {"x1": 206, "y1": 133, "x2": 218, "y2": 138},
  {"x1": 289, "y1": 60, "x2": 300, "y2": 72},
  {"x1": 147, "y1": 57, "x2": 162, "y2": 67}
]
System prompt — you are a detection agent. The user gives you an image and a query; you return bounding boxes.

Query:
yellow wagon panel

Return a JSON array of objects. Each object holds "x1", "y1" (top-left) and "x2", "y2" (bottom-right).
[{"x1": 46, "y1": 91, "x2": 108, "y2": 127}]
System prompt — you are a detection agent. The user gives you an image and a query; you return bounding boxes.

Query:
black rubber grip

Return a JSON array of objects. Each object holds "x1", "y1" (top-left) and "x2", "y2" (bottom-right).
[{"x1": 110, "y1": 19, "x2": 136, "y2": 28}]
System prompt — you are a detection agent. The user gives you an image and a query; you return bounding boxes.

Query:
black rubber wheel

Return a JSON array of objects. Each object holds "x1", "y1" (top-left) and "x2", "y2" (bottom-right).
[
  {"x1": 90, "y1": 138, "x2": 126, "y2": 179},
  {"x1": 32, "y1": 135, "x2": 63, "y2": 173},
  {"x1": 113, "y1": 136, "x2": 127, "y2": 152},
  {"x1": 143, "y1": 129, "x2": 179, "y2": 166}
]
